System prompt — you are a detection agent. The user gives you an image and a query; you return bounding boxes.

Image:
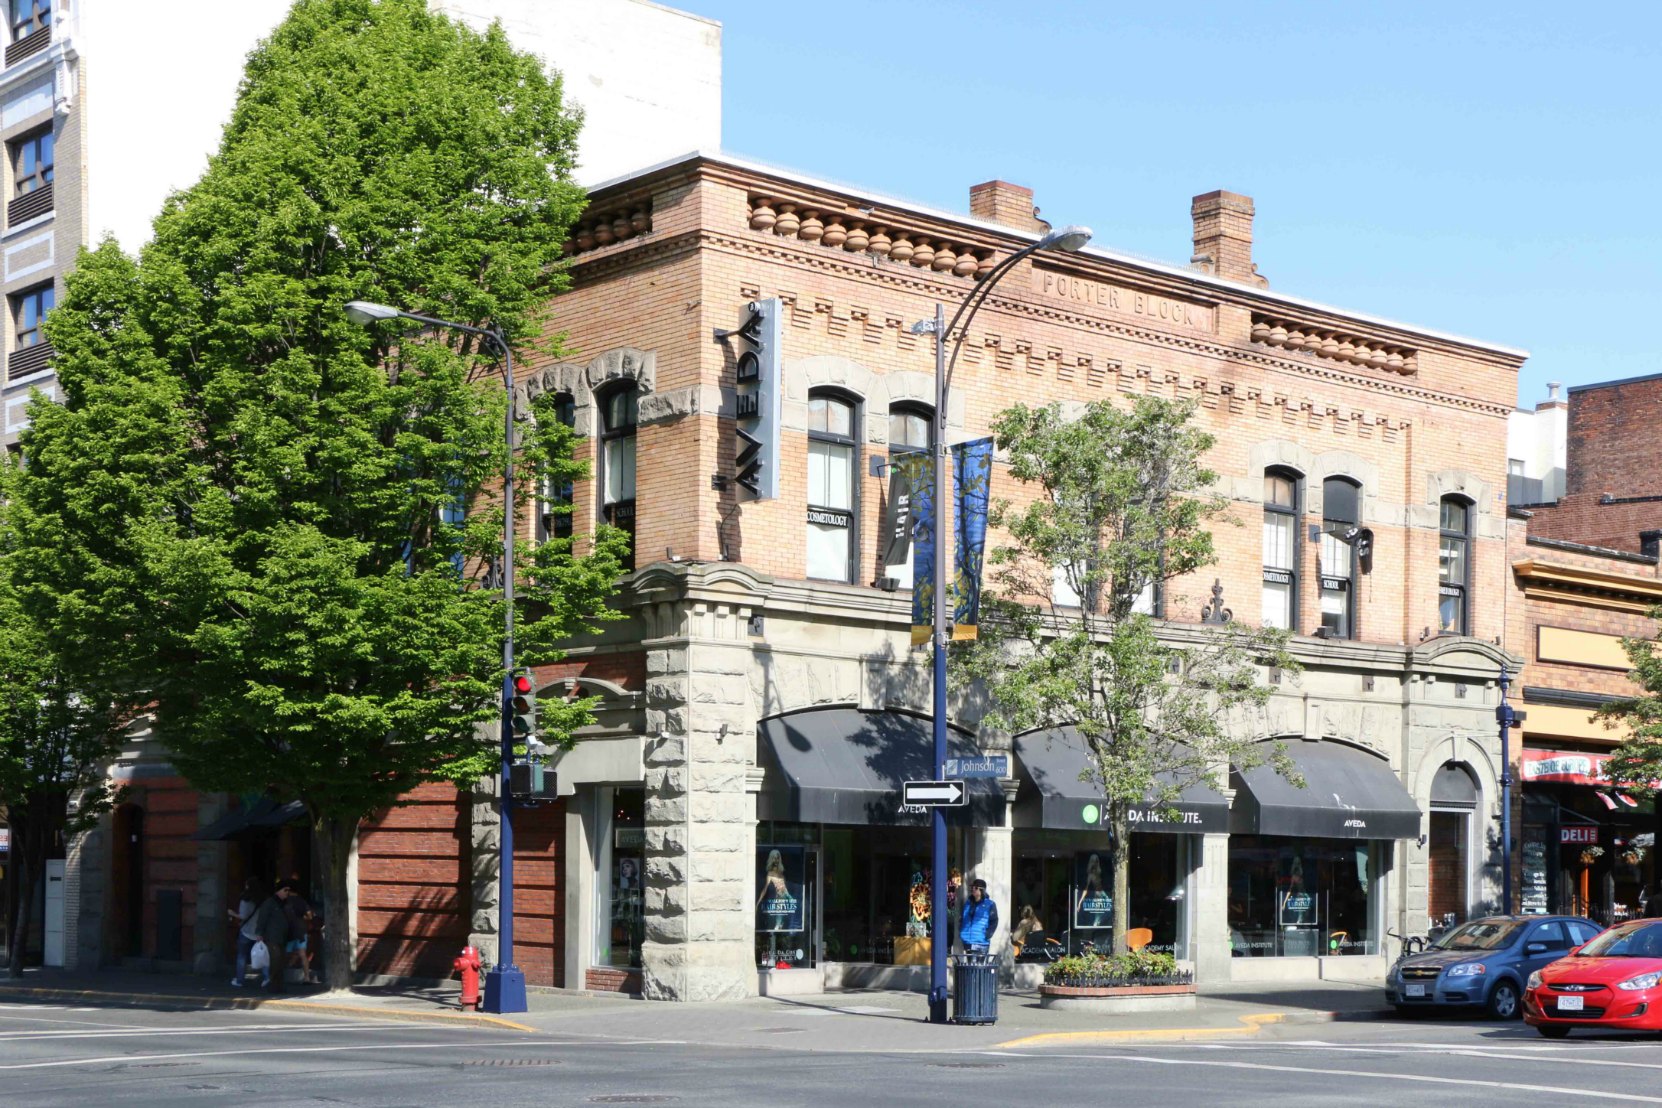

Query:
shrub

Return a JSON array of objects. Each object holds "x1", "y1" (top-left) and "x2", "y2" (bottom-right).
[{"x1": 1043, "y1": 949, "x2": 1189, "y2": 987}]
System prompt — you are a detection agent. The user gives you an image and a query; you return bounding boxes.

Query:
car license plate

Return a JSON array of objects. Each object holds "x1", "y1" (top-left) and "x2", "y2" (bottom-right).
[
  {"x1": 1557, "y1": 995, "x2": 1584, "y2": 1012},
  {"x1": 1406, "y1": 983, "x2": 1427, "y2": 998}
]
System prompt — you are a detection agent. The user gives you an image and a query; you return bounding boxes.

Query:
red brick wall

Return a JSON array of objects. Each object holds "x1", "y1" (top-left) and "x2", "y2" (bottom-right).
[
  {"x1": 356, "y1": 783, "x2": 471, "y2": 980},
  {"x1": 509, "y1": 800, "x2": 566, "y2": 987},
  {"x1": 120, "y1": 776, "x2": 201, "y2": 962},
  {"x1": 1529, "y1": 377, "x2": 1662, "y2": 554}
]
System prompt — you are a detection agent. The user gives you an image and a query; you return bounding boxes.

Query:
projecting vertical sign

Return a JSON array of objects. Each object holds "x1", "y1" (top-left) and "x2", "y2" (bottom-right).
[{"x1": 731, "y1": 298, "x2": 783, "y2": 499}]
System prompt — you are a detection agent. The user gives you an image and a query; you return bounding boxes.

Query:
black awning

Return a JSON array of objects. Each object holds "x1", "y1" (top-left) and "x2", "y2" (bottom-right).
[
  {"x1": 757, "y1": 708, "x2": 1004, "y2": 827},
  {"x1": 1013, "y1": 727, "x2": 1228, "y2": 834},
  {"x1": 1231, "y1": 740, "x2": 1421, "y2": 840},
  {"x1": 192, "y1": 797, "x2": 307, "y2": 841}
]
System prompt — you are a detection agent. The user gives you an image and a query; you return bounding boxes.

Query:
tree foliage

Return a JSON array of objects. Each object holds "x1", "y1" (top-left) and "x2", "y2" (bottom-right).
[
  {"x1": 1596, "y1": 613, "x2": 1662, "y2": 796},
  {"x1": 959, "y1": 397, "x2": 1300, "y2": 951},
  {"x1": 6, "y1": 0, "x2": 622, "y2": 987},
  {"x1": 0, "y1": 459, "x2": 129, "y2": 976}
]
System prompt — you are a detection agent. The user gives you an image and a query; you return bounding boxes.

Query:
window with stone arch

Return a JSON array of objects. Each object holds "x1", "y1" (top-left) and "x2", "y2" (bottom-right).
[
  {"x1": 884, "y1": 401, "x2": 932, "y2": 588},
  {"x1": 1438, "y1": 494, "x2": 1472, "y2": 635},
  {"x1": 536, "y1": 391, "x2": 577, "y2": 544},
  {"x1": 1261, "y1": 467, "x2": 1301, "y2": 630},
  {"x1": 806, "y1": 389, "x2": 860, "y2": 583},
  {"x1": 1319, "y1": 476, "x2": 1362, "y2": 639},
  {"x1": 598, "y1": 381, "x2": 637, "y2": 570}
]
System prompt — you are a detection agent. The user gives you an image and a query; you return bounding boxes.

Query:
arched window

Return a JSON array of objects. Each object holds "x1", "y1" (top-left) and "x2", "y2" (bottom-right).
[
  {"x1": 1438, "y1": 496, "x2": 1472, "y2": 635},
  {"x1": 885, "y1": 403, "x2": 931, "y2": 588},
  {"x1": 1262, "y1": 468, "x2": 1300, "y2": 630},
  {"x1": 1320, "y1": 477, "x2": 1361, "y2": 638},
  {"x1": 807, "y1": 390, "x2": 859, "y2": 583},
  {"x1": 599, "y1": 383, "x2": 637, "y2": 570},
  {"x1": 537, "y1": 392, "x2": 577, "y2": 543}
]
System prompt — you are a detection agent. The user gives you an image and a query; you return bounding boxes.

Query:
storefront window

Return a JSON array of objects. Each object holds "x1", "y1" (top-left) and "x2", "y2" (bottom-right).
[
  {"x1": 1228, "y1": 835, "x2": 1378, "y2": 956},
  {"x1": 594, "y1": 787, "x2": 644, "y2": 969},
  {"x1": 756, "y1": 845, "x2": 816, "y2": 969},
  {"x1": 1014, "y1": 833, "x2": 1193, "y2": 958}
]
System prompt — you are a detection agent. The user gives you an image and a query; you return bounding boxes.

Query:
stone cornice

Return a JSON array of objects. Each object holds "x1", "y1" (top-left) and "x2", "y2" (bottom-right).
[{"x1": 1513, "y1": 558, "x2": 1662, "y2": 614}]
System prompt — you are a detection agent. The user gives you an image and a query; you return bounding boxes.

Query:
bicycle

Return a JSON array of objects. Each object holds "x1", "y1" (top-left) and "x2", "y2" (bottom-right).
[{"x1": 1387, "y1": 929, "x2": 1428, "y2": 965}]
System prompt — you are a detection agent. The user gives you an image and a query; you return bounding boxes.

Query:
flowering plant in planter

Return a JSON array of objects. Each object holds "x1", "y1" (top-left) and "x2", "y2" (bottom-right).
[{"x1": 1042, "y1": 950, "x2": 1192, "y2": 989}]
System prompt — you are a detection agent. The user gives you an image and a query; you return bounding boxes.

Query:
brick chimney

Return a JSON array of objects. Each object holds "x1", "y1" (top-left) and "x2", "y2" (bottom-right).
[
  {"x1": 970, "y1": 180, "x2": 1048, "y2": 234},
  {"x1": 1190, "y1": 190, "x2": 1265, "y2": 286}
]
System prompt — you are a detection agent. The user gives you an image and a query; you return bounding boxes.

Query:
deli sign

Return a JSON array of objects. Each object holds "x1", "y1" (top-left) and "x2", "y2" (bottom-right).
[{"x1": 1561, "y1": 826, "x2": 1599, "y2": 845}]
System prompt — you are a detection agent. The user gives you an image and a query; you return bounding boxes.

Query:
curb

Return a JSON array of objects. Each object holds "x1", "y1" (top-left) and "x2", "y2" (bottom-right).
[{"x1": 0, "y1": 986, "x2": 535, "y2": 1033}]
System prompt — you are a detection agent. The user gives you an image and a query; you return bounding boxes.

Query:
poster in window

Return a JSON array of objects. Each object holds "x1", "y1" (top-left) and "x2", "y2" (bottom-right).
[
  {"x1": 1278, "y1": 852, "x2": 1317, "y2": 927},
  {"x1": 756, "y1": 846, "x2": 806, "y2": 933},
  {"x1": 1074, "y1": 851, "x2": 1113, "y2": 929}
]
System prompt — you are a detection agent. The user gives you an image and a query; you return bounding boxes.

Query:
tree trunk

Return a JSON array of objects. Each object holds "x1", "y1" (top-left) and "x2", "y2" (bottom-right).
[
  {"x1": 314, "y1": 814, "x2": 357, "y2": 993},
  {"x1": 1110, "y1": 809, "x2": 1131, "y2": 955},
  {"x1": 6, "y1": 824, "x2": 40, "y2": 979}
]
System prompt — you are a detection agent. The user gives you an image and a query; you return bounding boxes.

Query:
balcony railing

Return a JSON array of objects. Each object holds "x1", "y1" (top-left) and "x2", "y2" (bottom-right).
[
  {"x1": 7, "y1": 180, "x2": 51, "y2": 226},
  {"x1": 7, "y1": 340, "x2": 53, "y2": 380},
  {"x1": 5, "y1": 25, "x2": 49, "y2": 67}
]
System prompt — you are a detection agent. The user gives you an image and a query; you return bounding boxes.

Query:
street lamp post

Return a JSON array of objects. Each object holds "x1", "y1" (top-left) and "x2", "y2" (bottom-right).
[
  {"x1": 909, "y1": 225, "x2": 1091, "y2": 1024},
  {"x1": 345, "y1": 300, "x2": 528, "y2": 1014}
]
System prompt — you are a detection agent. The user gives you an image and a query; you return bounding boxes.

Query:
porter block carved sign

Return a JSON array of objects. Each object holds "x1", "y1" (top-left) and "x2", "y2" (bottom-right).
[{"x1": 1032, "y1": 265, "x2": 1215, "y2": 332}]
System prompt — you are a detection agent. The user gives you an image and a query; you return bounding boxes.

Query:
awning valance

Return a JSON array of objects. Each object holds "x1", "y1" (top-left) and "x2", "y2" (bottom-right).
[
  {"x1": 757, "y1": 708, "x2": 1004, "y2": 827},
  {"x1": 1231, "y1": 740, "x2": 1420, "y2": 840},
  {"x1": 1013, "y1": 727, "x2": 1228, "y2": 834}
]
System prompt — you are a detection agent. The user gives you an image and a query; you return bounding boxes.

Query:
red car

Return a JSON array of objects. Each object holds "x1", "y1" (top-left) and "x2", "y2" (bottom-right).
[{"x1": 1525, "y1": 917, "x2": 1662, "y2": 1037}]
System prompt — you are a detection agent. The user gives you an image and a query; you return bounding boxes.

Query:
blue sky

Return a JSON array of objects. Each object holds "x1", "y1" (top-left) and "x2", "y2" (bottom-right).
[{"x1": 696, "y1": 0, "x2": 1661, "y2": 408}]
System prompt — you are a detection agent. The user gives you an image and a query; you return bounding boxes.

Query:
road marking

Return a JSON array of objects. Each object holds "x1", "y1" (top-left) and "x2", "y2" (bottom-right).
[
  {"x1": 997, "y1": 1012, "x2": 1286, "y2": 1047},
  {"x1": 1045, "y1": 1051, "x2": 1662, "y2": 1103},
  {"x1": 0, "y1": 1038, "x2": 582, "y2": 1071},
  {"x1": 1194, "y1": 1038, "x2": 1662, "y2": 1073},
  {"x1": 0, "y1": 1021, "x2": 408, "y2": 1042},
  {"x1": 0, "y1": 1012, "x2": 137, "y2": 1028}
]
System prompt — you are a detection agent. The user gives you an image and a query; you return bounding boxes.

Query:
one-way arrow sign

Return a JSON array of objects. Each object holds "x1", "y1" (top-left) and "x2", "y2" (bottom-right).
[{"x1": 903, "y1": 780, "x2": 967, "y2": 807}]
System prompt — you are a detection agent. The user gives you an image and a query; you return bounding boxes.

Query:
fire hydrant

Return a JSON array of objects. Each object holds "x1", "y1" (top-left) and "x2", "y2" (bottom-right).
[{"x1": 453, "y1": 945, "x2": 482, "y2": 1011}]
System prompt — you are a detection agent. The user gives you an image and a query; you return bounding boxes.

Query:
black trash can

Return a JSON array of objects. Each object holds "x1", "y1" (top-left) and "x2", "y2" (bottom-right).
[{"x1": 951, "y1": 952, "x2": 999, "y2": 1025}]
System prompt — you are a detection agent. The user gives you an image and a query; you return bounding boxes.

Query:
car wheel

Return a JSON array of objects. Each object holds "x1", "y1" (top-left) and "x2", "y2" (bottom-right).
[
  {"x1": 1487, "y1": 980, "x2": 1521, "y2": 1020},
  {"x1": 1538, "y1": 1025, "x2": 1571, "y2": 1039}
]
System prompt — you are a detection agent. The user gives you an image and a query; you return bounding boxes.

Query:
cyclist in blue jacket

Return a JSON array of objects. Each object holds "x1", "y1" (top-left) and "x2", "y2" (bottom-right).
[{"x1": 960, "y1": 878, "x2": 999, "y2": 954}]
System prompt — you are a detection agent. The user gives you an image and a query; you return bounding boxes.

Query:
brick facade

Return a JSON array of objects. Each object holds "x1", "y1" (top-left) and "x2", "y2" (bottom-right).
[{"x1": 1523, "y1": 374, "x2": 1662, "y2": 554}]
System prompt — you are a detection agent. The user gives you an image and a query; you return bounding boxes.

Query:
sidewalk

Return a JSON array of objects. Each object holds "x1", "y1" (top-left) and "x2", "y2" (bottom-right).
[{"x1": 0, "y1": 967, "x2": 1395, "y2": 1051}]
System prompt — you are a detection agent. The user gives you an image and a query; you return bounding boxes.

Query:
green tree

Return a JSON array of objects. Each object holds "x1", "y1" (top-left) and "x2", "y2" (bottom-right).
[
  {"x1": 6, "y1": 0, "x2": 624, "y2": 989},
  {"x1": 0, "y1": 459, "x2": 128, "y2": 978},
  {"x1": 959, "y1": 397, "x2": 1300, "y2": 952},
  {"x1": 1596, "y1": 619, "x2": 1662, "y2": 813}
]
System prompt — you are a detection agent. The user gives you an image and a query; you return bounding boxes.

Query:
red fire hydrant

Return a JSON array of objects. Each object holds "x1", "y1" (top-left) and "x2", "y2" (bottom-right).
[{"x1": 454, "y1": 945, "x2": 482, "y2": 1011}]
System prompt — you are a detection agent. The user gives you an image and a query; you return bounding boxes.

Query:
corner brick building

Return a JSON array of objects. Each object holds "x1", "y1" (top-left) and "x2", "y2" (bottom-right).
[
  {"x1": 455, "y1": 151, "x2": 1530, "y2": 998},
  {"x1": 1524, "y1": 374, "x2": 1662, "y2": 556}
]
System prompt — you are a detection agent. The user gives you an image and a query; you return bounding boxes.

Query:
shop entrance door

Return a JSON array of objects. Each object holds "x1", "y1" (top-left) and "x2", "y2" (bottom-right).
[{"x1": 1428, "y1": 809, "x2": 1470, "y2": 927}]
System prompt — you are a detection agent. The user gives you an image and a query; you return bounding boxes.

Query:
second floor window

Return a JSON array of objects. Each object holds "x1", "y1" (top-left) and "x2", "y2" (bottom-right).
[
  {"x1": 10, "y1": 0, "x2": 47, "y2": 43},
  {"x1": 13, "y1": 128, "x2": 51, "y2": 196},
  {"x1": 537, "y1": 392, "x2": 577, "y2": 543},
  {"x1": 1320, "y1": 477, "x2": 1361, "y2": 638},
  {"x1": 13, "y1": 282, "x2": 52, "y2": 348},
  {"x1": 1439, "y1": 496, "x2": 1471, "y2": 635},
  {"x1": 1262, "y1": 469, "x2": 1299, "y2": 629},
  {"x1": 807, "y1": 391, "x2": 858, "y2": 582},
  {"x1": 600, "y1": 384, "x2": 637, "y2": 570}
]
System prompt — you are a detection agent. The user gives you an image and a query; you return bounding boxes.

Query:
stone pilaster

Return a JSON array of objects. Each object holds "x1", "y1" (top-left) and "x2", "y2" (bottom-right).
[
  {"x1": 467, "y1": 776, "x2": 502, "y2": 962},
  {"x1": 1193, "y1": 831, "x2": 1232, "y2": 982},
  {"x1": 191, "y1": 794, "x2": 230, "y2": 974},
  {"x1": 635, "y1": 563, "x2": 767, "y2": 1001}
]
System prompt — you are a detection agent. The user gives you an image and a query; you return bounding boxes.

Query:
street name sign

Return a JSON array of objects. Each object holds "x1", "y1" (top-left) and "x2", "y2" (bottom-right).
[
  {"x1": 944, "y1": 755, "x2": 1008, "y2": 779},
  {"x1": 903, "y1": 780, "x2": 967, "y2": 807}
]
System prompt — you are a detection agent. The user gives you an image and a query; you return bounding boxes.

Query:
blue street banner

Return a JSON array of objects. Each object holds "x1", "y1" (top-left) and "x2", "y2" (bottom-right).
[
  {"x1": 910, "y1": 437, "x2": 995, "y2": 645},
  {"x1": 910, "y1": 454, "x2": 936, "y2": 646},
  {"x1": 951, "y1": 437, "x2": 993, "y2": 641}
]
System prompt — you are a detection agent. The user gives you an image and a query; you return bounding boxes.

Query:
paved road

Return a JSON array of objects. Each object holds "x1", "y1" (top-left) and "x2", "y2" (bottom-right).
[{"x1": 5, "y1": 997, "x2": 1662, "y2": 1106}]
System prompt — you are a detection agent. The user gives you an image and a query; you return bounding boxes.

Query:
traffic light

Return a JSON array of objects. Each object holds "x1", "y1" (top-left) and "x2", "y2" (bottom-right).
[
  {"x1": 510, "y1": 670, "x2": 536, "y2": 745},
  {"x1": 727, "y1": 298, "x2": 781, "y2": 499}
]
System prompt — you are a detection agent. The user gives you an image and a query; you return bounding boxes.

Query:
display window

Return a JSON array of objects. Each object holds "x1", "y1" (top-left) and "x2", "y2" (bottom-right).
[
  {"x1": 1228, "y1": 835, "x2": 1379, "y2": 956},
  {"x1": 1013, "y1": 831, "x2": 1193, "y2": 958},
  {"x1": 594, "y1": 787, "x2": 644, "y2": 969}
]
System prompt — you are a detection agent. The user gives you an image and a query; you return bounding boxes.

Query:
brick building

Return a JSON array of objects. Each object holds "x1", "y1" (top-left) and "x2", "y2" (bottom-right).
[
  {"x1": 1523, "y1": 374, "x2": 1662, "y2": 555},
  {"x1": 450, "y1": 150, "x2": 1531, "y2": 998}
]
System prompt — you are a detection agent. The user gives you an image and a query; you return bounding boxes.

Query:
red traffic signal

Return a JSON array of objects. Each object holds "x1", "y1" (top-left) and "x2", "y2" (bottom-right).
[
  {"x1": 510, "y1": 670, "x2": 537, "y2": 738},
  {"x1": 513, "y1": 674, "x2": 533, "y2": 695}
]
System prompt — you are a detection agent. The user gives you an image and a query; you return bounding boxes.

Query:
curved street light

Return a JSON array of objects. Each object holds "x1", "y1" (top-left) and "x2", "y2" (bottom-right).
[
  {"x1": 344, "y1": 300, "x2": 527, "y2": 1015},
  {"x1": 911, "y1": 224, "x2": 1091, "y2": 1024}
]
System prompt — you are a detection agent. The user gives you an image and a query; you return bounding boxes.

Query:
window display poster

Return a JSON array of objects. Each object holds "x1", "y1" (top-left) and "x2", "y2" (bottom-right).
[
  {"x1": 1074, "y1": 851, "x2": 1113, "y2": 929},
  {"x1": 1278, "y1": 852, "x2": 1317, "y2": 927},
  {"x1": 1522, "y1": 831, "x2": 1549, "y2": 915},
  {"x1": 757, "y1": 846, "x2": 806, "y2": 933}
]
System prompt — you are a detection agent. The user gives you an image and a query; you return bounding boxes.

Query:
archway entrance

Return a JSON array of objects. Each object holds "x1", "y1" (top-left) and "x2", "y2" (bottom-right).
[{"x1": 110, "y1": 804, "x2": 145, "y2": 958}]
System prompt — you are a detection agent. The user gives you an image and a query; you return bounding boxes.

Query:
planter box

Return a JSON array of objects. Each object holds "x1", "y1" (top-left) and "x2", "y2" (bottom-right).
[{"x1": 1039, "y1": 982, "x2": 1197, "y2": 1014}]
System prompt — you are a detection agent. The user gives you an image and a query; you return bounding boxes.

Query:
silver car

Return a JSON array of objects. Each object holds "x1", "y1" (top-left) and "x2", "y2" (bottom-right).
[{"x1": 1386, "y1": 915, "x2": 1602, "y2": 1019}]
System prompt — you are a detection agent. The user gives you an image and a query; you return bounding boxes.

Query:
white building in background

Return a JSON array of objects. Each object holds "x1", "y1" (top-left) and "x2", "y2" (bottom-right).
[
  {"x1": 2, "y1": 0, "x2": 719, "y2": 447},
  {"x1": 1507, "y1": 382, "x2": 1568, "y2": 506}
]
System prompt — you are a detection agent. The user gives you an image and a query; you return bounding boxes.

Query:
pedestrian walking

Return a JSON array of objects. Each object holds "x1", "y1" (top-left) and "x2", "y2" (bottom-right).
[
  {"x1": 228, "y1": 877, "x2": 265, "y2": 987},
  {"x1": 247, "y1": 885, "x2": 290, "y2": 993},
  {"x1": 280, "y1": 882, "x2": 319, "y2": 985},
  {"x1": 959, "y1": 878, "x2": 998, "y2": 955}
]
